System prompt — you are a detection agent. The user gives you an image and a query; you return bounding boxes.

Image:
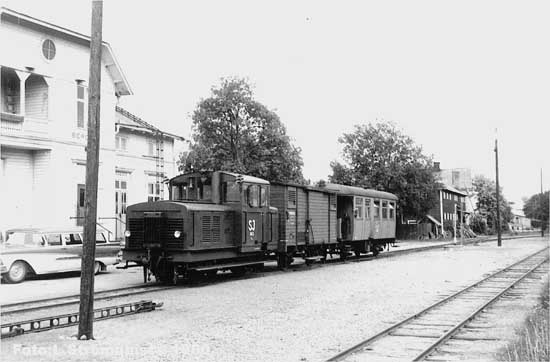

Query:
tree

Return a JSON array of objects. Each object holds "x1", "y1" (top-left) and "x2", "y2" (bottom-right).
[
  {"x1": 179, "y1": 77, "x2": 305, "y2": 183},
  {"x1": 472, "y1": 175, "x2": 512, "y2": 233},
  {"x1": 329, "y1": 122, "x2": 440, "y2": 218},
  {"x1": 523, "y1": 191, "x2": 549, "y2": 232}
]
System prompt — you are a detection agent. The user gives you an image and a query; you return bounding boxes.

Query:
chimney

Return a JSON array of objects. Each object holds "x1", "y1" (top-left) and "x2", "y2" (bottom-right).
[{"x1": 433, "y1": 161, "x2": 440, "y2": 171}]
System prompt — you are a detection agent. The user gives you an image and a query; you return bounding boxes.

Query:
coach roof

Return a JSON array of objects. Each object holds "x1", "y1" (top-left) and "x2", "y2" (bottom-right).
[{"x1": 324, "y1": 183, "x2": 398, "y2": 201}]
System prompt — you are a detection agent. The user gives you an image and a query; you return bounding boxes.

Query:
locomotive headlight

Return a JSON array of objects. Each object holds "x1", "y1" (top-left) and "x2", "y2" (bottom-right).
[
  {"x1": 124, "y1": 230, "x2": 131, "y2": 237},
  {"x1": 174, "y1": 230, "x2": 182, "y2": 238}
]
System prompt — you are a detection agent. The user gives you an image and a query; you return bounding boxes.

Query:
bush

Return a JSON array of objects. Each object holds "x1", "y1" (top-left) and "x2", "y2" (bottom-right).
[{"x1": 499, "y1": 281, "x2": 549, "y2": 361}]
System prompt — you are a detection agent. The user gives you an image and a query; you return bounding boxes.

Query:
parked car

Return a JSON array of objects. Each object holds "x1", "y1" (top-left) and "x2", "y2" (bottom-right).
[{"x1": 0, "y1": 228, "x2": 120, "y2": 283}]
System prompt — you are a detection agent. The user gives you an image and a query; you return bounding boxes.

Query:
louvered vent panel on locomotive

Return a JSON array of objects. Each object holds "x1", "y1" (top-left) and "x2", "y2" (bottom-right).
[{"x1": 127, "y1": 214, "x2": 185, "y2": 249}]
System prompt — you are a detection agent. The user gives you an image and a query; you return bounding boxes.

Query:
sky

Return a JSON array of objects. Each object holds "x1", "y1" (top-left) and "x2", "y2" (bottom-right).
[{"x1": 3, "y1": 0, "x2": 549, "y2": 209}]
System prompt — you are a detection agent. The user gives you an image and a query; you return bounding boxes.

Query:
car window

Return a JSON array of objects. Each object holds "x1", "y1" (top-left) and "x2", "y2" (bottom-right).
[
  {"x1": 64, "y1": 233, "x2": 82, "y2": 245},
  {"x1": 96, "y1": 233, "x2": 107, "y2": 244},
  {"x1": 45, "y1": 234, "x2": 62, "y2": 246},
  {"x1": 5, "y1": 232, "x2": 42, "y2": 246}
]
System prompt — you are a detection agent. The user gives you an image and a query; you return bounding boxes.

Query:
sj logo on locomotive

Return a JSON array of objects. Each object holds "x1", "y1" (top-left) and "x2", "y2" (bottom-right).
[{"x1": 248, "y1": 219, "x2": 256, "y2": 232}]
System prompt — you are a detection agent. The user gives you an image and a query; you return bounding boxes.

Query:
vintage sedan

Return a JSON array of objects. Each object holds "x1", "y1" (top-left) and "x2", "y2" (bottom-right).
[{"x1": 0, "y1": 228, "x2": 120, "y2": 283}]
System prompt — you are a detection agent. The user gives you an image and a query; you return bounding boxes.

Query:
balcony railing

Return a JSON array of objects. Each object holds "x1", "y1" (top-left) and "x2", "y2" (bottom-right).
[{"x1": 1, "y1": 112, "x2": 49, "y2": 137}]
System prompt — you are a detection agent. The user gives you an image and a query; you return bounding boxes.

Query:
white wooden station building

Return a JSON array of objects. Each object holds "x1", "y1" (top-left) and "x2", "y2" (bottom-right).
[{"x1": 0, "y1": 7, "x2": 183, "y2": 239}]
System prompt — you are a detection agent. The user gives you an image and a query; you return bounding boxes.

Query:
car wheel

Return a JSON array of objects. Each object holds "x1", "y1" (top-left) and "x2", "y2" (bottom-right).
[
  {"x1": 94, "y1": 261, "x2": 102, "y2": 275},
  {"x1": 5, "y1": 261, "x2": 29, "y2": 283}
]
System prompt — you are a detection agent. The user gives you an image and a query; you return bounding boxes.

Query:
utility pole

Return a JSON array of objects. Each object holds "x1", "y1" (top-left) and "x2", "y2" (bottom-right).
[
  {"x1": 540, "y1": 168, "x2": 546, "y2": 237},
  {"x1": 78, "y1": 0, "x2": 103, "y2": 340},
  {"x1": 495, "y1": 134, "x2": 502, "y2": 247},
  {"x1": 453, "y1": 203, "x2": 457, "y2": 244}
]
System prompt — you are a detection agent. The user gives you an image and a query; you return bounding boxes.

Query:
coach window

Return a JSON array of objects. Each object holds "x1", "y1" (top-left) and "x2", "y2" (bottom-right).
[
  {"x1": 247, "y1": 184, "x2": 260, "y2": 208},
  {"x1": 374, "y1": 200, "x2": 380, "y2": 218},
  {"x1": 354, "y1": 197, "x2": 363, "y2": 219},
  {"x1": 382, "y1": 201, "x2": 388, "y2": 219},
  {"x1": 389, "y1": 202, "x2": 395, "y2": 219},
  {"x1": 365, "y1": 198, "x2": 371, "y2": 218}
]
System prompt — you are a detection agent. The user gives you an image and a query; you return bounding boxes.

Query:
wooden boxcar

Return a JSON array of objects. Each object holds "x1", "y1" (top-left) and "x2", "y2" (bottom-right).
[{"x1": 270, "y1": 183, "x2": 338, "y2": 267}]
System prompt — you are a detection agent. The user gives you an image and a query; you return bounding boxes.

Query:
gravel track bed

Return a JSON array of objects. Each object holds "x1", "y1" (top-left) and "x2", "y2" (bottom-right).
[{"x1": 2, "y1": 237, "x2": 548, "y2": 362}]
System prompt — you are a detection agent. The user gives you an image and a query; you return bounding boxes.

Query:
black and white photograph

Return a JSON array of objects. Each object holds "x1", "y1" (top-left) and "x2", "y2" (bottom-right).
[{"x1": 0, "y1": 1, "x2": 549, "y2": 361}]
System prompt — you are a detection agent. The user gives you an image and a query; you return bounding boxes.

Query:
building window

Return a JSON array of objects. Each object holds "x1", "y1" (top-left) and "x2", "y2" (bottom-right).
[
  {"x1": 147, "y1": 140, "x2": 155, "y2": 156},
  {"x1": 454, "y1": 194, "x2": 458, "y2": 201},
  {"x1": 76, "y1": 82, "x2": 86, "y2": 128},
  {"x1": 116, "y1": 136, "x2": 128, "y2": 151},
  {"x1": 42, "y1": 39, "x2": 56, "y2": 60},
  {"x1": 147, "y1": 182, "x2": 161, "y2": 202},
  {"x1": 115, "y1": 180, "x2": 127, "y2": 214},
  {"x1": 355, "y1": 197, "x2": 363, "y2": 219}
]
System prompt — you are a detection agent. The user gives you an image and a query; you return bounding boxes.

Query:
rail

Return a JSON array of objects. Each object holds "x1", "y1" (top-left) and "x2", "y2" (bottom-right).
[
  {"x1": 327, "y1": 246, "x2": 549, "y2": 361},
  {"x1": 1, "y1": 300, "x2": 163, "y2": 339}
]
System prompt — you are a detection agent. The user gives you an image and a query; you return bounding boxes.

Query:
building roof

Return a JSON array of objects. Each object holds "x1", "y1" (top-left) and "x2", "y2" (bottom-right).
[
  {"x1": 170, "y1": 171, "x2": 270, "y2": 186},
  {"x1": 440, "y1": 184, "x2": 468, "y2": 196},
  {"x1": 0, "y1": 7, "x2": 132, "y2": 96},
  {"x1": 324, "y1": 183, "x2": 399, "y2": 200},
  {"x1": 115, "y1": 106, "x2": 185, "y2": 141}
]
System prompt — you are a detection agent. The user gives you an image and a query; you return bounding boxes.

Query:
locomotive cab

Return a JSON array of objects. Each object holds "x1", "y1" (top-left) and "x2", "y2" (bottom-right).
[{"x1": 122, "y1": 171, "x2": 278, "y2": 283}]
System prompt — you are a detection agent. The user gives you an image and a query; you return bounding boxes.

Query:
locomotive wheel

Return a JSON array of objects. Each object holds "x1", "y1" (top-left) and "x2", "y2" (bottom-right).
[
  {"x1": 354, "y1": 250, "x2": 361, "y2": 258},
  {"x1": 372, "y1": 246, "x2": 380, "y2": 257}
]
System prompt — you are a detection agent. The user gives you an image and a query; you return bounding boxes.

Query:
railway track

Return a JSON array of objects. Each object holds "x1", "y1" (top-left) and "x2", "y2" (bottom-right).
[
  {"x1": 327, "y1": 246, "x2": 549, "y2": 362},
  {"x1": 1, "y1": 284, "x2": 171, "y2": 317},
  {"x1": 1, "y1": 234, "x2": 536, "y2": 317}
]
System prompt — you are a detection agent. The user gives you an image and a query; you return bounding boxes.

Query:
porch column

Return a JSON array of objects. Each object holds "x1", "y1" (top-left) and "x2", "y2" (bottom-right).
[{"x1": 14, "y1": 70, "x2": 31, "y2": 117}]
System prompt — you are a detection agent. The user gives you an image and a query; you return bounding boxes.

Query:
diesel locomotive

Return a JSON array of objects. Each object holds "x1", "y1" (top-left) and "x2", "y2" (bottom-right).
[{"x1": 121, "y1": 170, "x2": 397, "y2": 283}]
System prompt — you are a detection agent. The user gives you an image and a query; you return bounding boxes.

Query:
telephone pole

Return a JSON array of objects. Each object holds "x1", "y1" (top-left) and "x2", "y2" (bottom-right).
[
  {"x1": 78, "y1": 0, "x2": 103, "y2": 340},
  {"x1": 494, "y1": 135, "x2": 502, "y2": 247},
  {"x1": 540, "y1": 168, "x2": 546, "y2": 237}
]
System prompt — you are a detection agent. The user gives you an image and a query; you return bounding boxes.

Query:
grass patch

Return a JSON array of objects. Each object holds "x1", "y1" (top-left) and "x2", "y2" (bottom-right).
[{"x1": 499, "y1": 279, "x2": 549, "y2": 361}]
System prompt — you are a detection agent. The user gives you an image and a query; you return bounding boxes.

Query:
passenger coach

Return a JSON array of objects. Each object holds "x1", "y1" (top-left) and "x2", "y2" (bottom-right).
[{"x1": 324, "y1": 184, "x2": 398, "y2": 256}]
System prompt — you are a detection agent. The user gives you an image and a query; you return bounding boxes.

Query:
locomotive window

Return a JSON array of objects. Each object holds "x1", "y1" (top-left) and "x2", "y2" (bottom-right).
[
  {"x1": 389, "y1": 202, "x2": 395, "y2": 219},
  {"x1": 374, "y1": 200, "x2": 380, "y2": 218},
  {"x1": 355, "y1": 197, "x2": 363, "y2": 219},
  {"x1": 365, "y1": 198, "x2": 371, "y2": 218},
  {"x1": 223, "y1": 181, "x2": 240, "y2": 202},
  {"x1": 382, "y1": 201, "x2": 388, "y2": 219},
  {"x1": 260, "y1": 186, "x2": 267, "y2": 207},
  {"x1": 247, "y1": 184, "x2": 260, "y2": 208}
]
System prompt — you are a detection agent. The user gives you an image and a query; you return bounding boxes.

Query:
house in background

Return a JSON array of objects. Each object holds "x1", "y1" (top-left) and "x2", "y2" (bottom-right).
[
  {"x1": 1, "y1": 7, "x2": 131, "y2": 233},
  {"x1": 114, "y1": 106, "x2": 184, "y2": 238},
  {"x1": 509, "y1": 209, "x2": 532, "y2": 232},
  {"x1": 0, "y1": 7, "x2": 184, "y2": 239}
]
